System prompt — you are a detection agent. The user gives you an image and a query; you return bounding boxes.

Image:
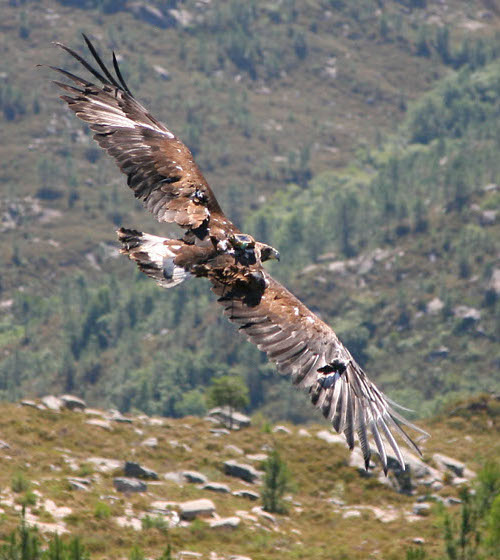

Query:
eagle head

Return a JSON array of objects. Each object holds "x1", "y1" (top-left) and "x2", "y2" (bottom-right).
[{"x1": 259, "y1": 243, "x2": 280, "y2": 262}]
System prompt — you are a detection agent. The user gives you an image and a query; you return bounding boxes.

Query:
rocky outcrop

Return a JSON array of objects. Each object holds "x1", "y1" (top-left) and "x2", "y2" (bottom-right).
[
  {"x1": 60, "y1": 395, "x2": 86, "y2": 411},
  {"x1": 183, "y1": 471, "x2": 207, "y2": 484},
  {"x1": 207, "y1": 407, "x2": 251, "y2": 430}
]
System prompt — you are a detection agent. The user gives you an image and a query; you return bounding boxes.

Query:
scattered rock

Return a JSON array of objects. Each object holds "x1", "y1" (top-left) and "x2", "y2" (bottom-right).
[
  {"x1": 445, "y1": 497, "x2": 462, "y2": 506},
  {"x1": 453, "y1": 306, "x2": 481, "y2": 323},
  {"x1": 487, "y1": 269, "x2": 500, "y2": 296},
  {"x1": 233, "y1": 489, "x2": 260, "y2": 501},
  {"x1": 342, "y1": 509, "x2": 362, "y2": 519},
  {"x1": 168, "y1": 8, "x2": 193, "y2": 27},
  {"x1": 298, "y1": 428, "x2": 311, "y2": 437},
  {"x1": 479, "y1": 210, "x2": 497, "y2": 226},
  {"x1": 108, "y1": 410, "x2": 133, "y2": 423},
  {"x1": 348, "y1": 448, "x2": 375, "y2": 473},
  {"x1": 124, "y1": 461, "x2": 158, "y2": 480},
  {"x1": 113, "y1": 477, "x2": 147, "y2": 493},
  {"x1": 209, "y1": 516, "x2": 240, "y2": 529},
  {"x1": 207, "y1": 407, "x2": 251, "y2": 430},
  {"x1": 413, "y1": 538, "x2": 425, "y2": 545},
  {"x1": 426, "y1": 297, "x2": 444, "y2": 314},
  {"x1": 43, "y1": 499, "x2": 72, "y2": 519},
  {"x1": 0, "y1": 440, "x2": 10, "y2": 449},
  {"x1": 272, "y1": 425, "x2": 291, "y2": 434},
  {"x1": 224, "y1": 460, "x2": 262, "y2": 483},
  {"x1": 41, "y1": 395, "x2": 62, "y2": 411},
  {"x1": 180, "y1": 499, "x2": 215, "y2": 520},
  {"x1": 67, "y1": 477, "x2": 91, "y2": 491},
  {"x1": 59, "y1": 394, "x2": 86, "y2": 411},
  {"x1": 426, "y1": 346, "x2": 449, "y2": 361},
  {"x1": 85, "y1": 419, "x2": 112, "y2": 431},
  {"x1": 127, "y1": 2, "x2": 170, "y2": 28},
  {"x1": 413, "y1": 503, "x2": 431, "y2": 516},
  {"x1": 141, "y1": 436, "x2": 158, "y2": 448},
  {"x1": 250, "y1": 506, "x2": 276, "y2": 524},
  {"x1": 210, "y1": 428, "x2": 231, "y2": 436},
  {"x1": 225, "y1": 444, "x2": 244, "y2": 455},
  {"x1": 245, "y1": 453, "x2": 267, "y2": 462},
  {"x1": 20, "y1": 400, "x2": 38, "y2": 409},
  {"x1": 202, "y1": 482, "x2": 231, "y2": 494},
  {"x1": 86, "y1": 457, "x2": 122, "y2": 472},
  {"x1": 153, "y1": 65, "x2": 170, "y2": 80},
  {"x1": 183, "y1": 471, "x2": 207, "y2": 484}
]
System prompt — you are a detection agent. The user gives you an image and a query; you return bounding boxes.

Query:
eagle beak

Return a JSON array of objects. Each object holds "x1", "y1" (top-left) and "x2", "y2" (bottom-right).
[{"x1": 272, "y1": 249, "x2": 280, "y2": 262}]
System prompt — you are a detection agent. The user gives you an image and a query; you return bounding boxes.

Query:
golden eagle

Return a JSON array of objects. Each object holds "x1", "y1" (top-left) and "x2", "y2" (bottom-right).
[{"x1": 47, "y1": 36, "x2": 428, "y2": 473}]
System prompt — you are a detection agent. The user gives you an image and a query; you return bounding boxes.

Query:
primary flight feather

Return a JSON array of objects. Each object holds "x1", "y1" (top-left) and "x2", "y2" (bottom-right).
[{"x1": 47, "y1": 35, "x2": 428, "y2": 473}]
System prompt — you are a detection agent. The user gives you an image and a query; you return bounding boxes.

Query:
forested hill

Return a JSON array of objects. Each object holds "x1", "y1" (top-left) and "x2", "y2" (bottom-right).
[{"x1": 1, "y1": 0, "x2": 499, "y2": 420}]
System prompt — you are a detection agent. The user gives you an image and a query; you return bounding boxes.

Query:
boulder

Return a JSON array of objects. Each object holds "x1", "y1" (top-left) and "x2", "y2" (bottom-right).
[
  {"x1": 180, "y1": 498, "x2": 215, "y2": 520},
  {"x1": 164, "y1": 471, "x2": 184, "y2": 485},
  {"x1": 224, "y1": 460, "x2": 262, "y2": 483},
  {"x1": 202, "y1": 482, "x2": 230, "y2": 494},
  {"x1": 113, "y1": 477, "x2": 147, "y2": 493},
  {"x1": 298, "y1": 428, "x2": 311, "y2": 437},
  {"x1": 86, "y1": 457, "x2": 122, "y2": 472},
  {"x1": 413, "y1": 503, "x2": 431, "y2": 516},
  {"x1": 225, "y1": 444, "x2": 244, "y2": 455},
  {"x1": 153, "y1": 65, "x2": 170, "y2": 81},
  {"x1": 426, "y1": 297, "x2": 444, "y2": 314},
  {"x1": 207, "y1": 407, "x2": 251, "y2": 430},
  {"x1": 60, "y1": 395, "x2": 86, "y2": 411},
  {"x1": 124, "y1": 461, "x2": 158, "y2": 480},
  {"x1": 0, "y1": 440, "x2": 10, "y2": 449},
  {"x1": 182, "y1": 471, "x2": 207, "y2": 484},
  {"x1": 108, "y1": 410, "x2": 133, "y2": 423},
  {"x1": 209, "y1": 516, "x2": 240, "y2": 529},
  {"x1": 232, "y1": 489, "x2": 260, "y2": 501}
]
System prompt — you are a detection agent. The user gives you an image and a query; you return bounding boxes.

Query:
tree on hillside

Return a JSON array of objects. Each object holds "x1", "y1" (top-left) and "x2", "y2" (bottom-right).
[
  {"x1": 207, "y1": 375, "x2": 249, "y2": 429},
  {"x1": 262, "y1": 449, "x2": 292, "y2": 514}
]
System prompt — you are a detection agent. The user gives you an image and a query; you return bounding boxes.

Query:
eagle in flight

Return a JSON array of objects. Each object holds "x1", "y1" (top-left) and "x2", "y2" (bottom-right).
[{"x1": 47, "y1": 35, "x2": 428, "y2": 473}]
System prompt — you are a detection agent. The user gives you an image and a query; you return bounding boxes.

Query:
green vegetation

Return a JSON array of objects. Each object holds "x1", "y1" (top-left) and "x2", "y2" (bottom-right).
[
  {"x1": 0, "y1": 1, "x2": 499, "y2": 438},
  {"x1": 261, "y1": 449, "x2": 292, "y2": 514}
]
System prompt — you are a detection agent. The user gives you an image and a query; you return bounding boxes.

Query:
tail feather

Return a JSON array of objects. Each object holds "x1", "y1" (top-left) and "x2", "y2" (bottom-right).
[{"x1": 117, "y1": 227, "x2": 190, "y2": 288}]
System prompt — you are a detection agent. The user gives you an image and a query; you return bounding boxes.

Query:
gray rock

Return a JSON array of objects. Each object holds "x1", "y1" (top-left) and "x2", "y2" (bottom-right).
[
  {"x1": 230, "y1": 556, "x2": 253, "y2": 560},
  {"x1": 479, "y1": 210, "x2": 497, "y2": 226},
  {"x1": 86, "y1": 419, "x2": 112, "y2": 431},
  {"x1": 20, "y1": 400, "x2": 38, "y2": 409},
  {"x1": 433, "y1": 453, "x2": 465, "y2": 477},
  {"x1": 453, "y1": 306, "x2": 481, "y2": 323},
  {"x1": 202, "y1": 482, "x2": 230, "y2": 494},
  {"x1": 168, "y1": 8, "x2": 193, "y2": 27},
  {"x1": 0, "y1": 440, "x2": 10, "y2": 449},
  {"x1": 348, "y1": 448, "x2": 375, "y2": 473},
  {"x1": 207, "y1": 407, "x2": 251, "y2": 430},
  {"x1": 86, "y1": 457, "x2": 121, "y2": 472},
  {"x1": 113, "y1": 477, "x2": 147, "y2": 493},
  {"x1": 41, "y1": 395, "x2": 62, "y2": 411},
  {"x1": 183, "y1": 471, "x2": 207, "y2": 484},
  {"x1": 413, "y1": 503, "x2": 431, "y2": 516},
  {"x1": 210, "y1": 428, "x2": 231, "y2": 436},
  {"x1": 272, "y1": 425, "x2": 291, "y2": 434},
  {"x1": 153, "y1": 65, "x2": 170, "y2": 81},
  {"x1": 445, "y1": 497, "x2": 462, "y2": 506},
  {"x1": 413, "y1": 538, "x2": 425, "y2": 545},
  {"x1": 127, "y1": 2, "x2": 170, "y2": 28},
  {"x1": 225, "y1": 444, "x2": 244, "y2": 455},
  {"x1": 426, "y1": 346, "x2": 449, "y2": 361},
  {"x1": 224, "y1": 460, "x2": 262, "y2": 483},
  {"x1": 108, "y1": 410, "x2": 133, "y2": 423},
  {"x1": 232, "y1": 489, "x2": 260, "y2": 501},
  {"x1": 426, "y1": 297, "x2": 444, "y2": 314},
  {"x1": 141, "y1": 437, "x2": 158, "y2": 448},
  {"x1": 124, "y1": 461, "x2": 158, "y2": 480},
  {"x1": 246, "y1": 453, "x2": 267, "y2": 462},
  {"x1": 209, "y1": 516, "x2": 240, "y2": 529},
  {"x1": 60, "y1": 394, "x2": 86, "y2": 411},
  {"x1": 298, "y1": 428, "x2": 311, "y2": 437},
  {"x1": 180, "y1": 498, "x2": 215, "y2": 520}
]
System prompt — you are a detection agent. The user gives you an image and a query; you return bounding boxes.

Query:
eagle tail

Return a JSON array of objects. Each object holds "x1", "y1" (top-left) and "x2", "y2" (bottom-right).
[{"x1": 117, "y1": 227, "x2": 190, "y2": 288}]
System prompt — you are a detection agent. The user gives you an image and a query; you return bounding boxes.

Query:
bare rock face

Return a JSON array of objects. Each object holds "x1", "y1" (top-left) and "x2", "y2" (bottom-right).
[
  {"x1": 124, "y1": 461, "x2": 158, "y2": 480},
  {"x1": 113, "y1": 477, "x2": 147, "y2": 493},
  {"x1": 223, "y1": 460, "x2": 262, "y2": 483},
  {"x1": 179, "y1": 498, "x2": 215, "y2": 520}
]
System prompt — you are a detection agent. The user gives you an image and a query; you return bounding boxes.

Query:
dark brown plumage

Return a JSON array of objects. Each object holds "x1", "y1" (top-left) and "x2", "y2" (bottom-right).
[{"x1": 47, "y1": 35, "x2": 428, "y2": 473}]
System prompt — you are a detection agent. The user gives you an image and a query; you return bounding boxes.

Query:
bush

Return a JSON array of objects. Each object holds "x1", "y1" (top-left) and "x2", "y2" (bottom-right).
[{"x1": 261, "y1": 449, "x2": 292, "y2": 514}]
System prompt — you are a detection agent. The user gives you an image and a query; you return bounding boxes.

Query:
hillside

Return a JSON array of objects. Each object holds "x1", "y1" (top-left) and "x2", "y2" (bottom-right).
[
  {"x1": 0, "y1": 0, "x2": 499, "y2": 420},
  {"x1": 0, "y1": 395, "x2": 498, "y2": 559}
]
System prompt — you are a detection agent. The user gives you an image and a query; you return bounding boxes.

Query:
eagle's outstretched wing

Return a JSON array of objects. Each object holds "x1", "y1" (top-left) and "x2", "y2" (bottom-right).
[
  {"x1": 213, "y1": 272, "x2": 428, "y2": 472},
  {"x1": 48, "y1": 35, "x2": 231, "y2": 233}
]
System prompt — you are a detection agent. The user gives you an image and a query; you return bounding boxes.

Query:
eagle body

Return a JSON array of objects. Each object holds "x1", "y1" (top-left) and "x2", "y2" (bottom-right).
[{"x1": 46, "y1": 35, "x2": 428, "y2": 473}]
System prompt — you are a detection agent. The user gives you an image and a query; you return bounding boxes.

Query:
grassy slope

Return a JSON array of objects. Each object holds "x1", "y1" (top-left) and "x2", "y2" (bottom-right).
[
  {"x1": 0, "y1": 396, "x2": 498, "y2": 559},
  {"x1": 0, "y1": 0, "x2": 499, "y2": 417}
]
